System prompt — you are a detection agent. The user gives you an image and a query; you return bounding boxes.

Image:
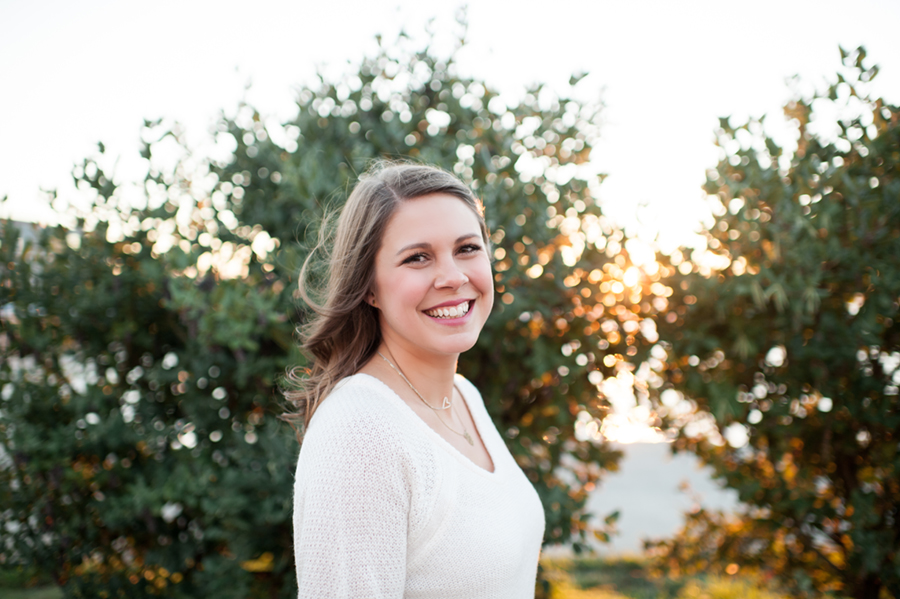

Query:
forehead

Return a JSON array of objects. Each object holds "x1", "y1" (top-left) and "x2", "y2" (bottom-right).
[{"x1": 381, "y1": 193, "x2": 482, "y2": 246}]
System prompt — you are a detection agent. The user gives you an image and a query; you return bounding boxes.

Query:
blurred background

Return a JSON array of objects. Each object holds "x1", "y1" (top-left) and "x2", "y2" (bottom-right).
[{"x1": 2, "y1": 1, "x2": 899, "y2": 598}]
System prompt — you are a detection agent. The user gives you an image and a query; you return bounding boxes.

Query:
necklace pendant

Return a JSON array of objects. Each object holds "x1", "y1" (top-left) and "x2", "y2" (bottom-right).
[
  {"x1": 464, "y1": 431, "x2": 474, "y2": 446},
  {"x1": 441, "y1": 396, "x2": 451, "y2": 409}
]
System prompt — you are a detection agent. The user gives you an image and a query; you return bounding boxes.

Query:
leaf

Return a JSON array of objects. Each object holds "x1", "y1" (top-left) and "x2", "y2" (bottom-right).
[
  {"x1": 734, "y1": 333, "x2": 753, "y2": 362},
  {"x1": 751, "y1": 279, "x2": 766, "y2": 310},
  {"x1": 803, "y1": 286, "x2": 820, "y2": 316},
  {"x1": 765, "y1": 282, "x2": 788, "y2": 313}
]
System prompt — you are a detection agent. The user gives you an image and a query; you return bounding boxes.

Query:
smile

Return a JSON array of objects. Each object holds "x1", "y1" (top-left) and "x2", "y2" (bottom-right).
[{"x1": 424, "y1": 301, "x2": 472, "y2": 319}]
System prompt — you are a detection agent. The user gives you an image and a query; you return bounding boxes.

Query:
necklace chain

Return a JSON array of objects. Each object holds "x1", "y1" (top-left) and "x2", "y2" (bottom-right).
[
  {"x1": 377, "y1": 351, "x2": 475, "y2": 446},
  {"x1": 378, "y1": 352, "x2": 451, "y2": 411}
]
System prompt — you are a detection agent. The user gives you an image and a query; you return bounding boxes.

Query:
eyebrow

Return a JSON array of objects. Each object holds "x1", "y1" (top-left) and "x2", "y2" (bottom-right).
[{"x1": 396, "y1": 233, "x2": 481, "y2": 256}]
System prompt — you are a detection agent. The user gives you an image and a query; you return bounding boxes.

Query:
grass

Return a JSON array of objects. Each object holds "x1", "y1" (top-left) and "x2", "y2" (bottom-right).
[
  {"x1": 541, "y1": 556, "x2": 789, "y2": 599},
  {"x1": 672, "y1": 577, "x2": 789, "y2": 599},
  {"x1": 2, "y1": 557, "x2": 789, "y2": 599},
  {"x1": 0, "y1": 589, "x2": 64, "y2": 599},
  {"x1": 0, "y1": 565, "x2": 63, "y2": 599}
]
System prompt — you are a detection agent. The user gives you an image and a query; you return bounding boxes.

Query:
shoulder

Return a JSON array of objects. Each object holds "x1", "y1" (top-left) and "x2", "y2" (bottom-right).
[
  {"x1": 298, "y1": 374, "x2": 408, "y2": 467},
  {"x1": 294, "y1": 375, "x2": 418, "y2": 502},
  {"x1": 307, "y1": 374, "x2": 401, "y2": 433}
]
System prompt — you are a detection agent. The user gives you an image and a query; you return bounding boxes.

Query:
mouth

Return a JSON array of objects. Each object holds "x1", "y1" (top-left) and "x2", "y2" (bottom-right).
[{"x1": 423, "y1": 300, "x2": 473, "y2": 320}]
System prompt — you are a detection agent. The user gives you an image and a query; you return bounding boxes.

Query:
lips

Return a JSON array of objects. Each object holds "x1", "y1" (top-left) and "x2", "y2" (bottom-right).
[{"x1": 423, "y1": 300, "x2": 472, "y2": 319}]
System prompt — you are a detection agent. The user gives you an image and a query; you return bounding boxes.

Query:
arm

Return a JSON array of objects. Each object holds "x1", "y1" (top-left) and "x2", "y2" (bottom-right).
[{"x1": 293, "y1": 400, "x2": 409, "y2": 599}]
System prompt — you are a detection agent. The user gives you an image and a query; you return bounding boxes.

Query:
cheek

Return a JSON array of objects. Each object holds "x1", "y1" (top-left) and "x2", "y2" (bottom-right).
[
  {"x1": 383, "y1": 270, "x2": 431, "y2": 310},
  {"x1": 473, "y1": 258, "x2": 495, "y2": 308}
]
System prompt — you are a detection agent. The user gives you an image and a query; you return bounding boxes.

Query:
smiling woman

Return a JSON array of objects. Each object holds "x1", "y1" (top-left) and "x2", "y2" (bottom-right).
[{"x1": 284, "y1": 162, "x2": 545, "y2": 598}]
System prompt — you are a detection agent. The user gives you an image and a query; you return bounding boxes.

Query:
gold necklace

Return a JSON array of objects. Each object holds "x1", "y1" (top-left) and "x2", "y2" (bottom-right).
[
  {"x1": 377, "y1": 351, "x2": 474, "y2": 446},
  {"x1": 378, "y1": 351, "x2": 451, "y2": 411}
]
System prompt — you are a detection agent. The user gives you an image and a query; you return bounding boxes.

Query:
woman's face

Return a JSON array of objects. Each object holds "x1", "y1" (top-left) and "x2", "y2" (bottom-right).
[{"x1": 370, "y1": 193, "x2": 493, "y2": 360}]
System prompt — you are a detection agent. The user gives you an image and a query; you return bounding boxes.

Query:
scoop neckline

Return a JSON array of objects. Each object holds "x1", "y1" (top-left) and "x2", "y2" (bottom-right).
[{"x1": 350, "y1": 372, "x2": 500, "y2": 477}]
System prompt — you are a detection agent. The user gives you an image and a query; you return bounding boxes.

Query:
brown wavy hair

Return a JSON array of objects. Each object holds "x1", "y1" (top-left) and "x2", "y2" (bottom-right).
[{"x1": 283, "y1": 161, "x2": 490, "y2": 433}]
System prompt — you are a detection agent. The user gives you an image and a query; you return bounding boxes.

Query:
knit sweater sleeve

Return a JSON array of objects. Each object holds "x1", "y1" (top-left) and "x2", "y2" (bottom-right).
[{"x1": 293, "y1": 385, "x2": 410, "y2": 599}]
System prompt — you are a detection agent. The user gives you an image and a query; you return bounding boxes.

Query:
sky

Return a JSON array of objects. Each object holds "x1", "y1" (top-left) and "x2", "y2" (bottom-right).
[
  {"x1": 584, "y1": 442, "x2": 738, "y2": 554},
  {"x1": 2, "y1": 0, "x2": 899, "y2": 251}
]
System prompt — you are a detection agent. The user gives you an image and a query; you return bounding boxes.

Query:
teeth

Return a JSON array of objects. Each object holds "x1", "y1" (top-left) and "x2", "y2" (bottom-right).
[{"x1": 427, "y1": 302, "x2": 470, "y2": 319}]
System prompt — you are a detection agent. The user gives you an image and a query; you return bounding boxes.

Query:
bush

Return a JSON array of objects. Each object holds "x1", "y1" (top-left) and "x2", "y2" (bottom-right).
[{"x1": 653, "y1": 47, "x2": 900, "y2": 598}]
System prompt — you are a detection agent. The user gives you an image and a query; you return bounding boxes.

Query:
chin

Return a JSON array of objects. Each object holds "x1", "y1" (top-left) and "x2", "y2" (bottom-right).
[
  {"x1": 442, "y1": 330, "x2": 485, "y2": 356},
  {"x1": 411, "y1": 328, "x2": 480, "y2": 358},
  {"x1": 446, "y1": 339, "x2": 480, "y2": 355}
]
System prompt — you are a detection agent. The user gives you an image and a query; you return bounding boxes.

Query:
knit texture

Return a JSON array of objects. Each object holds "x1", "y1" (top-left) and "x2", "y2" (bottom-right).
[{"x1": 293, "y1": 373, "x2": 545, "y2": 598}]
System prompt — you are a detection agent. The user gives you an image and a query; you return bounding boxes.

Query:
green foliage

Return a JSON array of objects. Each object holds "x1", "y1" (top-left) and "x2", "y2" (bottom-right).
[
  {"x1": 0, "y1": 32, "x2": 628, "y2": 596},
  {"x1": 652, "y1": 47, "x2": 900, "y2": 598},
  {"x1": 0, "y1": 214, "x2": 299, "y2": 598}
]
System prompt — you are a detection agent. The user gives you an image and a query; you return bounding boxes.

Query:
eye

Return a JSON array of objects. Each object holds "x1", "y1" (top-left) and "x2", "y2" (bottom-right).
[
  {"x1": 458, "y1": 243, "x2": 482, "y2": 255},
  {"x1": 401, "y1": 252, "x2": 428, "y2": 265}
]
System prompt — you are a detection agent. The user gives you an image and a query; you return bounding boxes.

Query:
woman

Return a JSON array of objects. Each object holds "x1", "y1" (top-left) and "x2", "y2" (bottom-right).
[{"x1": 286, "y1": 162, "x2": 545, "y2": 598}]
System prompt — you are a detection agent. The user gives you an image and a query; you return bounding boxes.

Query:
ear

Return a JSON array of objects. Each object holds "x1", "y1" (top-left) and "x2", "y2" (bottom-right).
[{"x1": 367, "y1": 291, "x2": 377, "y2": 308}]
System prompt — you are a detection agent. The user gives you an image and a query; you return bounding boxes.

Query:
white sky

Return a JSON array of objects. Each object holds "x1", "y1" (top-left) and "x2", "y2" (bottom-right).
[{"x1": 2, "y1": 0, "x2": 898, "y2": 249}]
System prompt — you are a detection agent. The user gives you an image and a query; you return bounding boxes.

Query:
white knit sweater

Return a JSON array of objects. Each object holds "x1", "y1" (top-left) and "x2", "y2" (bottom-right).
[{"x1": 293, "y1": 373, "x2": 545, "y2": 598}]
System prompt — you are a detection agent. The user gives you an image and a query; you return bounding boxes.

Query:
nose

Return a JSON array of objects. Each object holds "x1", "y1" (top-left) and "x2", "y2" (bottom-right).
[{"x1": 434, "y1": 256, "x2": 469, "y2": 289}]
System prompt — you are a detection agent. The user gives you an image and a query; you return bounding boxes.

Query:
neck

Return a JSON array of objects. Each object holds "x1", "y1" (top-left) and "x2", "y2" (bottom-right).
[{"x1": 378, "y1": 339, "x2": 458, "y2": 401}]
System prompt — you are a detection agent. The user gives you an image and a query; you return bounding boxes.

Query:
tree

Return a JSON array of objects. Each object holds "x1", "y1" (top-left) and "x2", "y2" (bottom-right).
[
  {"x1": 649, "y1": 48, "x2": 900, "y2": 598},
  {"x1": 0, "y1": 31, "x2": 633, "y2": 596}
]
